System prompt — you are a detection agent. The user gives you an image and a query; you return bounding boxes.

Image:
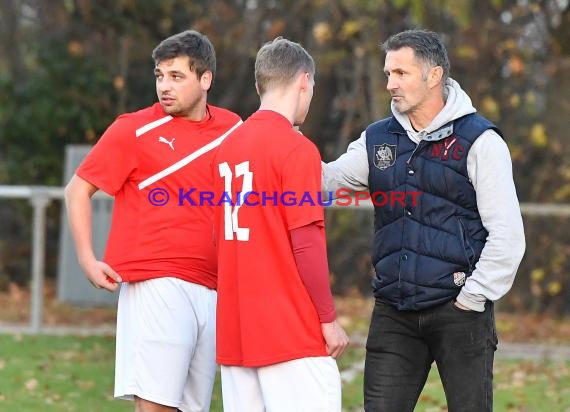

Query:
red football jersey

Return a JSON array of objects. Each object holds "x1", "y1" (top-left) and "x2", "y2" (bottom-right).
[
  {"x1": 213, "y1": 110, "x2": 329, "y2": 367},
  {"x1": 77, "y1": 103, "x2": 242, "y2": 288}
]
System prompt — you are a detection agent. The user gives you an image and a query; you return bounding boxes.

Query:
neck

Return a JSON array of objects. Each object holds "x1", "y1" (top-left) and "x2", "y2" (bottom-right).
[
  {"x1": 186, "y1": 109, "x2": 206, "y2": 122},
  {"x1": 178, "y1": 94, "x2": 208, "y2": 121},
  {"x1": 408, "y1": 93, "x2": 445, "y2": 131},
  {"x1": 258, "y1": 88, "x2": 298, "y2": 125}
]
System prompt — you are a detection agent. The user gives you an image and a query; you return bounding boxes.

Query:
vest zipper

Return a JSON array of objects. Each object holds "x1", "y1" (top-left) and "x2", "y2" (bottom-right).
[
  {"x1": 400, "y1": 137, "x2": 428, "y2": 300},
  {"x1": 406, "y1": 140, "x2": 429, "y2": 165}
]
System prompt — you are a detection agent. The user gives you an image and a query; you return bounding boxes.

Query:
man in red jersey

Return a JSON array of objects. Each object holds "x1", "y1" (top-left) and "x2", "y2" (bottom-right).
[
  {"x1": 212, "y1": 37, "x2": 349, "y2": 412},
  {"x1": 64, "y1": 30, "x2": 241, "y2": 412}
]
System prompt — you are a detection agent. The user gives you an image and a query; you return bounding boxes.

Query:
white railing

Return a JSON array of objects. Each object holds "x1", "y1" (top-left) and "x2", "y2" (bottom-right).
[
  {"x1": 1, "y1": 184, "x2": 569, "y2": 334},
  {"x1": 0, "y1": 186, "x2": 109, "y2": 334}
]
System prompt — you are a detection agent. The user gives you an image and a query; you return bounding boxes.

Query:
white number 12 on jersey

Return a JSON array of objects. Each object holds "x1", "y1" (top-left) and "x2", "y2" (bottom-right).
[{"x1": 218, "y1": 161, "x2": 252, "y2": 241}]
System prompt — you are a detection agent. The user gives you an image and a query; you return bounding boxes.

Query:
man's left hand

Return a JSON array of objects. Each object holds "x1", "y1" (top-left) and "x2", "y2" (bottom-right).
[{"x1": 454, "y1": 300, "x2": 471, "y2": 311}]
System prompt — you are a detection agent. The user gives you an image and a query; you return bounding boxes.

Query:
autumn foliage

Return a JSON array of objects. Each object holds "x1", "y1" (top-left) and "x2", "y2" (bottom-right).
[{"x1": 0, "y1": 0, "x2": 568, "y2": 314}]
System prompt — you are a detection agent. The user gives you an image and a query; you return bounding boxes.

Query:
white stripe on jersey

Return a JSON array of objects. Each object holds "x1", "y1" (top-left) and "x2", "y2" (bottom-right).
[
  {"x1": 136, "y1": 115, "x2": 174, "y2": 137},
  {"x1": 138, "y1": 120, "x2": 243, "y2": 190}
]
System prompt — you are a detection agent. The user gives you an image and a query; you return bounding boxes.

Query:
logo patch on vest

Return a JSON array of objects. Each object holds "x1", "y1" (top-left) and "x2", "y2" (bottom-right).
[
  {"x1": 431, "y1": 136, "x2": 464, "y2": 161},
  {"x1": 373, "y1": 144, "x2": 396, "y2": 170},
  {"x1": 453, "y1": 271, "x2": 466, "y2": 286}
]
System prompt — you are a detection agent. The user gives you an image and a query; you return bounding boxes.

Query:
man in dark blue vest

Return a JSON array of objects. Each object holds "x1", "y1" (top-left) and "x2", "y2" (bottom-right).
[{"x1": 323, "y1": 29, "x2": 526, "y2": 411}]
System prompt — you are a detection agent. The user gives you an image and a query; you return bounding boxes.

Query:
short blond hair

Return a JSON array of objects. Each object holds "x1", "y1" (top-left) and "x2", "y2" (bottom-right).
[{"x1": 255, "y1": 37, "x2": 315, "y2": 96}]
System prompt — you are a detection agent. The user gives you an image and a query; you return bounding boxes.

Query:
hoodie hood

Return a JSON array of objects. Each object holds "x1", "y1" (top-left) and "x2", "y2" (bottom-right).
[{"x1": 391, "y1": 78, "x2": 476, "y2": 140}]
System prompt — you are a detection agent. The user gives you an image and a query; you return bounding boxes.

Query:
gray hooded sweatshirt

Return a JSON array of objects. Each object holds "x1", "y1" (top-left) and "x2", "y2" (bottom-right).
[{"x1": 323, "y1": 78, "x2": 526, "y2": 312}]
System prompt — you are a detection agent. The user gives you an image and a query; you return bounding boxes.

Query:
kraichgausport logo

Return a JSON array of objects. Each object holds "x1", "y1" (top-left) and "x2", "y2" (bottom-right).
[{"x1": 146, "y1": 188, "x2": 422, "y2": 207}]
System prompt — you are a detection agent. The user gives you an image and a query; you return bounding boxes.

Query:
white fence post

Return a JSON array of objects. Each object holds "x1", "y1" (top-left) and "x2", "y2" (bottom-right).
[{"x1": 29, "y1": 188, "x2": 52, "y2": 334}]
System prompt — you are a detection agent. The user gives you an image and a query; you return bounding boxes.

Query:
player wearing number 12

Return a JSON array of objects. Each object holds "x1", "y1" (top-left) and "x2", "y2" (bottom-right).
[{"x1": 212, "y1": 37, "x2": 349, "y2": 412}]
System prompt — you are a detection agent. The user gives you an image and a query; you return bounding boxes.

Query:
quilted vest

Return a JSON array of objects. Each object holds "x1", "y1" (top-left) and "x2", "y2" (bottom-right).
[{"x1": 365, "y1": 113, "x2": 502, "y2": 310}]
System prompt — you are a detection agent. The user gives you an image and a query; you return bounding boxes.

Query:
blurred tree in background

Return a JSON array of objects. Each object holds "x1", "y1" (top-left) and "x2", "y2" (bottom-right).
[{"x1": 0, "y1": 0, "x2": 568, "y2": 313}]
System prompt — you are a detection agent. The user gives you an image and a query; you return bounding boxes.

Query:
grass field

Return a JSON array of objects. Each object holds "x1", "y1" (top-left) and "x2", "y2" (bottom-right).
[{"x1": 1, "y1": 334, "x2": 569, "y2": 411}]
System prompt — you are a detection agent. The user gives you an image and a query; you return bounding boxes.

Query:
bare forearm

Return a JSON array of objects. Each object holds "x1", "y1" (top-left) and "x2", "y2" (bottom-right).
[
  {"x1": 64, "y1": 174, "x2": 121, "y2": 291},
  {"x1": 64, "y1": 175, "x2": 98, "y2": 266}
]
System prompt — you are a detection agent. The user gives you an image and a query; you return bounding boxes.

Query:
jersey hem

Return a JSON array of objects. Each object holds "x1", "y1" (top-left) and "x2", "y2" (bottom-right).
[
  {"x1": 217, "y1": 348, "x2": 328, "y2": 368},
  {"x1": 121, "y1": 272, "x2": 216, "y2": 290}
]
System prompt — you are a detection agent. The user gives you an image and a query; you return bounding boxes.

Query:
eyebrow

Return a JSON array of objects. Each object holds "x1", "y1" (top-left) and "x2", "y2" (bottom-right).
[
  {"x1": 154, "y1": 68, "x2": 185, "y2": 76},
  {"x1": 384, "y1": 67, "x2": 406, "y2": 73}
]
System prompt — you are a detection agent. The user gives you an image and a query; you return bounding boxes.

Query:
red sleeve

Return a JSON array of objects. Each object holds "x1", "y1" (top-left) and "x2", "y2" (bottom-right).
[
  {"x1": 281, "y1": 139, "x2": 324, "y2": 230},
  {"x1": 76, "y1": 116, "x2": 137, "y2": 195},
  {"x1": 290, "y1": 222, "x2": 336, "y2": 323}
]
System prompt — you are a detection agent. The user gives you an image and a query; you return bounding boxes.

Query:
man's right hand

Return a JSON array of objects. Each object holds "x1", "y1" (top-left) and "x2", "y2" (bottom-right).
[
  {"x1": 321, "y1": 320, "x2": 350, "y2": 359},
  {"x1": 65, "y1": 175, "x2": 121, "y2": 293},
  {"x1": 81, "y1": 260, "x2": 122, "y2": 292}
]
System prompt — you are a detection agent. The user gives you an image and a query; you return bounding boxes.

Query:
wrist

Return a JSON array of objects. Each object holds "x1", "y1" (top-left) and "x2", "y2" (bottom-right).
[
  {"x1": 453, "y1": 300, "x2": 470, "y2": 310},
  {"x1": 319, "y1": 310, "x2": 337, "y2": 324},
  {"x1": 456, "y1": 292, "x2": 486, "y2": 312},
  {"x1": 78, "y1": 252, "x2": 97, "y2": 268}
]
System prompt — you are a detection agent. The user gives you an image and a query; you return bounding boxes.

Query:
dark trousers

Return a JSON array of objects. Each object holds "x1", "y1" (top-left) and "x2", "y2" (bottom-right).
[{"x1": 364, "y1": 299, "x2": 497, "y2": 412}]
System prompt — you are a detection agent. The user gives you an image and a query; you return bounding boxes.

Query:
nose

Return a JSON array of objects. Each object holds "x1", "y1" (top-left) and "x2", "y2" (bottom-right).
[
  {"x1": 157, "y1": 78, "x2": 172, "y2": 93},
  {"x1": 386, "y1": 74, "x2": 397, "y2": 92}
]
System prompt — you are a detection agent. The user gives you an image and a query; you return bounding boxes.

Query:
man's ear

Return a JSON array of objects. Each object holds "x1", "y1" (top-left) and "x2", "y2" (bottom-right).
[
  {"x1": 255, "y1": 81, "x2": 261, "y2": 96},
  {"x1": 428, "y1": 66, "x2": 443, "y2": 89},
  {"x1": 201, "y1": 71, "x2": 213, "y2": 91},
  {"x1": 299, "y1": 72, "x2": 310, "y2": 91}
]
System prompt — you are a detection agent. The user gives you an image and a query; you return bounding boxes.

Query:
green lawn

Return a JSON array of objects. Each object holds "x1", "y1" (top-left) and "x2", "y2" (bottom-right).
[
  {"x1": 1, "y1": 334, "x2": 569, "y2": 411},
  {"x1": 337, "y1": 347, "x2": 570, "y2": 412}
]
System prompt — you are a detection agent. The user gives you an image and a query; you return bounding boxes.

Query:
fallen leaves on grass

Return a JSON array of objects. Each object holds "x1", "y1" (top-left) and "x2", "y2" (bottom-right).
[
  {"x1": 2, "y1": 282, "x2": 570, "y2": 345},
  {"x1": 25, "y1": 378, "x2": 38, "y2": 390}
]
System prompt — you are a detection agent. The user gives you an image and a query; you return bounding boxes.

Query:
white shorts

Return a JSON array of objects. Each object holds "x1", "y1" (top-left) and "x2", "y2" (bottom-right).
[
  {"x1": 221, "y1": 357, "x2": 341, "y2": 412},
  {"x1": 114, "y1": 277, "x2": 217, "y2": 412}
]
